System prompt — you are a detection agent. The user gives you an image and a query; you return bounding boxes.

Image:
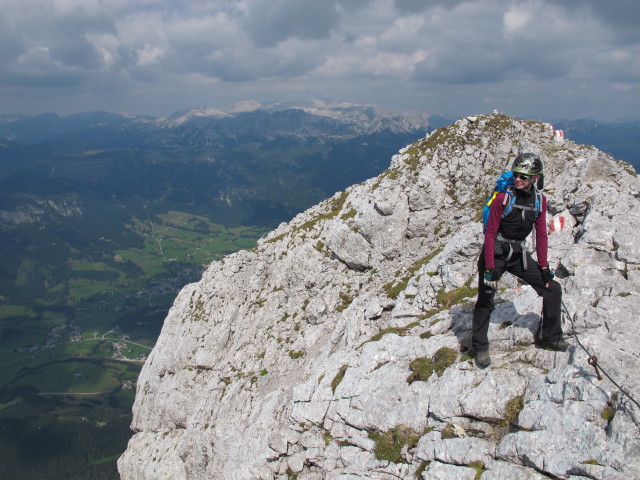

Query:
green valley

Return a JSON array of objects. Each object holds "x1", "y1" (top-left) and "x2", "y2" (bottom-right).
[{"x1": 0, "y1": 206, "x2": 270, "y2": 479}]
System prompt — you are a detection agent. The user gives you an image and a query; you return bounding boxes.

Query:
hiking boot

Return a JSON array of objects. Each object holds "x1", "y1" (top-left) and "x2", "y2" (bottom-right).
[
  {"x1": 539, "y1": 338, "x2": 569, "y2": 352},
  {"x1": 475, "y1": 350, "x2": 491, "y2": 369}
]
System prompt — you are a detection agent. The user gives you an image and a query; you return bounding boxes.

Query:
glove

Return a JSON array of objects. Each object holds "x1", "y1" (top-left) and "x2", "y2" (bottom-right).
[
  {"x1": 541, "y1": 268, "x2": 555, "y2": 284},
  {"x1": 483, "y1": 268, "x2": 501, "y2": 289},
  {"x1": 484, "y1": 268, "x2": 501, "y2": 282}
]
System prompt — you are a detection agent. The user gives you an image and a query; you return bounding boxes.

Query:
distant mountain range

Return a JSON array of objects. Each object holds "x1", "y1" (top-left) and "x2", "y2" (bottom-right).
[
  {"x1": 0, "y1": 105, "x2": 434, "y2": 229},
  {"x1": 1, "y1": 107, "x2": 637, "y2": 169},
  {"x1": 0, "y1": 104, "x2": 431, "y2": 147},
  {"x1": 550, "y1": 118, "x2": 640, "y2": 169}
]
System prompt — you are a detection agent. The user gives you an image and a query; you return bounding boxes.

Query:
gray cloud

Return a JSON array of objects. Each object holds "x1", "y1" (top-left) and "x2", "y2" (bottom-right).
[
  {"x1": 0, "y1": 0, "x2": 637, "y2": 121},
  {"x1": 394, "y1": 0, "x2": 469, "y2": 14},
  {"x1": 0, "y1": 3, "x2": 115, "y2": 88},
  {"x1": 560, "y1": 0, "x2": 640, "y2": 41},
  {"x1": 244, "y1": 0, "x2": 340, "y2": 47},
  {"x1": 412, "y1": 2, "x2": 604, "y2": 84},
  {"x1": 337, "y1": 0, "x2": 373, "y2": 12}
]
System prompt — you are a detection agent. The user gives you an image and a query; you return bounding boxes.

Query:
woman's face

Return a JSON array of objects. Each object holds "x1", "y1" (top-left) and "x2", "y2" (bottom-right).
[{"x1": 513, "y1": 172, "x2": 537, "y2": 190}]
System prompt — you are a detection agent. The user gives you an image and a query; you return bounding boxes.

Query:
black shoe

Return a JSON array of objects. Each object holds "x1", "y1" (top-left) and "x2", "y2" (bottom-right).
[
  {"x1": 539, "y1": 338, "x2": 569, "y2": 352},
  {"x1": 475, "y1": 350, "x2": 491, "y2": 369}
]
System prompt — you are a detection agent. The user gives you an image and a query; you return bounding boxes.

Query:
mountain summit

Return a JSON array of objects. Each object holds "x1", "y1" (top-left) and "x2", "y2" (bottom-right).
[{"x1": 118, "y1": 114, "x2": 640, "y2": 480}]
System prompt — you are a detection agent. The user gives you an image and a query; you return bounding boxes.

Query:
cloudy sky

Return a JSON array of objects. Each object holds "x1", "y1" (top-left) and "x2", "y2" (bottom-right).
[{"x1": 1, "y1": 0, "x2": 639, "y2": 120}]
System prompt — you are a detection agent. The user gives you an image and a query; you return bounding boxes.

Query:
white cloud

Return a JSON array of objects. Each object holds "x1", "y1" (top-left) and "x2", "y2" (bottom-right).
[
  {"x1": 136, "y1": 44, "x2": 165, "y2": 67},
  {"x1": 503, "y1": 8, "x2": 532, "y2": 36},
  {"x1": 316, "y1": 49, "x2": 427, "y2": 78},
  {"x1": 378, "y1": 14, "x2": 426, "y2": 52}
]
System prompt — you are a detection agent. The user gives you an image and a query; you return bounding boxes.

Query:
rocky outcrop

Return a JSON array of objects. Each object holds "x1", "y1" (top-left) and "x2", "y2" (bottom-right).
[
  {"x1": 118, "y1": 114, "x2": 640, "y2": 480},
  {"x1": 0, "y1": 193, "x2": 85, "y2": 226}
]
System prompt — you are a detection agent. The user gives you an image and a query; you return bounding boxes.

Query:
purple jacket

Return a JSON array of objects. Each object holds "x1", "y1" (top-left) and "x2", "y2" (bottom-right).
[{"x1": 484, "y1": 191, "x2": 548, "y2": 269}]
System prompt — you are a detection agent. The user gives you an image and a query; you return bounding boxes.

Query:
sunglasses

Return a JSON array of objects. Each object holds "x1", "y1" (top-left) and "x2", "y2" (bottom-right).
[{"x1": 513, "y1": 172, "x2": 533, "y2": 181}]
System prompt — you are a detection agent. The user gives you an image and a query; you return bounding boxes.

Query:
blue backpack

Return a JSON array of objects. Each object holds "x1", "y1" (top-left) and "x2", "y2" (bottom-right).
[{"x1": 482, "y1": 171, "x2": 542, "y2": 233}]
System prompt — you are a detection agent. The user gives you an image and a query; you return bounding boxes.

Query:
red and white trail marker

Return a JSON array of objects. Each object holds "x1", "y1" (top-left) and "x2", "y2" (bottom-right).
[{"x1": 548, "y1": 216, "x2": 566, "y2": 233}]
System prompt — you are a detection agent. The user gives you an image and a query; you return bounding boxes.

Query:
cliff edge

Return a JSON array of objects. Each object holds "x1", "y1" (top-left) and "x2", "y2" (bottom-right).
[{"x1": 118, "y1": 114, "x2": 640, "y2": 480}]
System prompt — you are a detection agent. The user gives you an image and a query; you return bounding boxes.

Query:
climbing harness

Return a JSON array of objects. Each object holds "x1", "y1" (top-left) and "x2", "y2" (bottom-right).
[{"x1": 495, "y1": 233, "x2": 529, "y2": 270}]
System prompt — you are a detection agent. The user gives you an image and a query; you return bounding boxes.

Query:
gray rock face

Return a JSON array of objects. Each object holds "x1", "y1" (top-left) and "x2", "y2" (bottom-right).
[
  {"x1": 0, "y1": 193, "x2": 85, "y2": 225},
  {"x1": 118, "y1": 114, "x2": 640, "y2": 480}
]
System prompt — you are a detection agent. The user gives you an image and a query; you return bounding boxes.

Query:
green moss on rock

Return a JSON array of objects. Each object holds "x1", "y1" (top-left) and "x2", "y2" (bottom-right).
[
  {"x1": 407, "y1": 347, "x2": 458, "y2": 383},
  {"x1": 331, "y1": 365, "x2": 348, "y2": 393},
  {"x1": 369, "y1": 424, "x2": 419, "y2": 463}
]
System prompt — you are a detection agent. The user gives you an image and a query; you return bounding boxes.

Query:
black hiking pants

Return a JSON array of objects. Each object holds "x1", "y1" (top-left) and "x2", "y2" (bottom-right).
[{"x1": 471, "y1": 247, "x2": 563, "y2": 352}]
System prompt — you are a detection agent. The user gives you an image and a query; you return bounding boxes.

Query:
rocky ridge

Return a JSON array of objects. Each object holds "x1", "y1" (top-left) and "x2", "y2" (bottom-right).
[
  {"x1": 0, "y1": 193, "x2": 85, "y2": 226},
  {"x1": 0, "y1": 105, "x2": 431, "y2": 148},
  {"x1": 148, "y1": 105, "x2": 430, "y2": 148},
  {"x1": 118, "y1": 114, "x2": 640, "y2": 480}
]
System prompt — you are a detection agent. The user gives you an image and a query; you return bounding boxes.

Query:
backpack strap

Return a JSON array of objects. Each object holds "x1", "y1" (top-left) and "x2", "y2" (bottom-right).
[
  {"x1": 497, "y1": 187, "x2": 544, "y2": 270},
  {"x1": 501, "y1": 186, "x2": 516, "y2": 218},
  {"x1": 505, "y1": 187, "x2": 543, "y2": 219}
]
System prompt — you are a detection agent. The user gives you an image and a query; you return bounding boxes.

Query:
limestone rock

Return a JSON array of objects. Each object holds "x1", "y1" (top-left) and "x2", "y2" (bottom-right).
[{"x1": 119, "y1": 114, "x2": 640, "y2": 480}]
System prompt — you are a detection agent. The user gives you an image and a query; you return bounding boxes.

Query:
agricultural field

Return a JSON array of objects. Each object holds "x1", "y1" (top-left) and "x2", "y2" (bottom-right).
[
  {"x1": 0, "y1": 207, "x2": 269, "y2": 479},
  {"x1": 0, "y1": 208, "x2": 268, "y2": 386}
]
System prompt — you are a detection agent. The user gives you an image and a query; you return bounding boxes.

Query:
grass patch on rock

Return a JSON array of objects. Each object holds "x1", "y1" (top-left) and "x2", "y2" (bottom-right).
[
  {"x1": 469, "y1": 461, "x2": 485, "y2": 480},
  {"x1": 368, "y1": 424, "x2": 419, "y2": 463},
  {"x1": 415, "y1": 460, "x2": 431, "y2": 478},
  {"x1": 297, "y1": 191, "x2": 349, "y2": 232},
  {"x1": 383, "y1": 248, "x2": 443, "y2": 299},
  {"x1": 601, "y1": 406, "x2": 616, "y2": 423},
  {"x1": 407, "y1": 347, "x2": 458, "y2": 383},
  {"x1": 331, "y1": 365, "x2": 348, "y2": 393},
  {"x1": 436, "y1": 282, "x2": 477, "y2": 309},
  {"x1": 336, "y1": 291, "x2": 354, "y2": 312},
  {"x1": 358, "y1": 321, "x2": 420, "y2": 348},
  {"x1": 501, "y1": 395, "x2": 524, "y2": 426}
]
